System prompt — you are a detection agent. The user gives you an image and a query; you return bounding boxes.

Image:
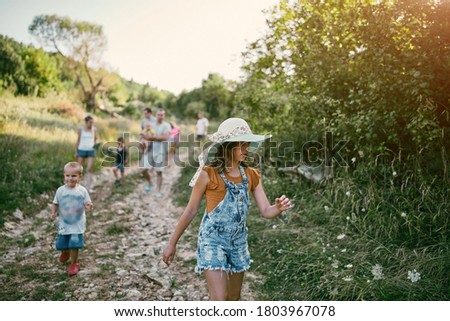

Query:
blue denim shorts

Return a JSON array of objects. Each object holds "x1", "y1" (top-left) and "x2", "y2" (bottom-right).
[
  {"x1": 77, "y1": 149, "x2": 95, "y2": 158},
  {"x1": 114, "y1": 162, "x2": 125, "y2": 173},
  {"x1": 56, "y1": 234, "x2": 84, "y2": 250},
  {"x1": 195, "y1": 224, "x2": 250, "y2": 273}
]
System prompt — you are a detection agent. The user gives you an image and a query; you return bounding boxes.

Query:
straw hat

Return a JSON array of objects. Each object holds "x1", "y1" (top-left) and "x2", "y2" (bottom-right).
[{"x1": 189, "y1": 118, "x2": 271, "y2": 186}]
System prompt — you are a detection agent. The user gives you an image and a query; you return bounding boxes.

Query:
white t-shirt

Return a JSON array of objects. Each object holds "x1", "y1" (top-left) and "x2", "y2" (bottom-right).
[
  {"x1": 53, "y1": 185, "x2": 91, "y2": 235},
  {"x1": 196, "y1": 117, "x2": 209, "y2": 135}
]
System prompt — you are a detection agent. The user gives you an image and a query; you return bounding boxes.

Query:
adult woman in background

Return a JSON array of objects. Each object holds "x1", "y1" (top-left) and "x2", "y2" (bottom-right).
[{"x1": 75, "y1": 115, "x2": 97, "y2": 193}]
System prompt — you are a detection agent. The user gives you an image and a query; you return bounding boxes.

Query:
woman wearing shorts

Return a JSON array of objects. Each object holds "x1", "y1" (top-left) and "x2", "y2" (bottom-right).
[{"x1": 75, "y1": 115, "x2": 97, "y2": 193}]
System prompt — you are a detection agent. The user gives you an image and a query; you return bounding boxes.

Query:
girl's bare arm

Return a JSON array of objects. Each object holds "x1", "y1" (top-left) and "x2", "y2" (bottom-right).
[
  {"x1": 252, "y1": 182, "x2": 292, "y2": 219},
  {"x1": 162, "y1": 170, "x2": 209, "y2": 265}
]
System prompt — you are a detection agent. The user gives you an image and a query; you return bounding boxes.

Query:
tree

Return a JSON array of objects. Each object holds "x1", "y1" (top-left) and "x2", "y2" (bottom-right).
[
  {"x1": 29, "y1": 15, "x2": 108, "y2": 112},
  {"x1": 0, "y1": 35, "x2": 27, "y2": 94},
  {"x1": 0, "y1": 34, "x2": 61, "y2": 96},
  {"x1": 201, "y1": 73, "x2": 231, "y2": 119},
  {"x1": 21, "y1": 46, "x2": 62, "y2": 96},
  {"x1": 239, "y1": 0, "x2": 449, "y2": 160}
]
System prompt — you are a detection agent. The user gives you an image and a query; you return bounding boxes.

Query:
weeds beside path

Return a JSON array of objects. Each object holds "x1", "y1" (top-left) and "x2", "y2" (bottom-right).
[{"x1": 0, "y1": 159, "x2": 257, "y2": 301}]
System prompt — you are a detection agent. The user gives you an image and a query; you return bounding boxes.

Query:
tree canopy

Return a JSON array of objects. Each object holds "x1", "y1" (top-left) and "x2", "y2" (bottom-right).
[{"x1": 236, "y1": 0, "x2": 449, "y2": 169}]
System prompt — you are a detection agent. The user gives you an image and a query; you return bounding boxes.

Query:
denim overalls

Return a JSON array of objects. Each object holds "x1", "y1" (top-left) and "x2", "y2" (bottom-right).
[{"x1": 195, "y1": 166, "x2": 251, "y2": 273}]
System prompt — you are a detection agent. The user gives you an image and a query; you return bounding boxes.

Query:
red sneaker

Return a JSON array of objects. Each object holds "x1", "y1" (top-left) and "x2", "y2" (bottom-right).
[
  {"x1": 59, "y1": 251, "x2": 70, "y2": 263},
  {"x1": 68, "y1": 263, "x2": 80, "y2": 275}
]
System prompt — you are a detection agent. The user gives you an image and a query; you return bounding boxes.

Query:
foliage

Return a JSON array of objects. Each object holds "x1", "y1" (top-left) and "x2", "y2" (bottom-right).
[
  {"x1": 238, "y1": 0, "x2": 449, "y2": 164},
  {"x1": 184, "y1": 101, "x2": 206, "y2": 119},
  {"x1": 200, "y1": 73, "x2": 233, "y2": 119},
  {"x1": 174, "y1": 73, "x2": 234, "y2": 120},
  {"x1": 0, "y1": 35, "x2": 62, "y2": 96}
]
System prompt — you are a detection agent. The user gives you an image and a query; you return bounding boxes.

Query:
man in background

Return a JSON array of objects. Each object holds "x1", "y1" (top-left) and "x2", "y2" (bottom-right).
[{"x1": 195, "y1": 112, "x2": 209, "y2": 141}]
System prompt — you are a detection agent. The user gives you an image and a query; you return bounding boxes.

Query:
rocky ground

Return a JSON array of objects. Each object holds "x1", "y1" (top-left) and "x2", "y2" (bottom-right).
[{"x1": 1, "y1": 158, "x2": 258, "y2": 301}]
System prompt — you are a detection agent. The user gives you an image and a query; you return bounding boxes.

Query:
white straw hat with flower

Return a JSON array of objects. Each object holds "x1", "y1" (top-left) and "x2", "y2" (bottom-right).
[{"x1": 189, "y1": 118, "x2": 271, "y2": 186}]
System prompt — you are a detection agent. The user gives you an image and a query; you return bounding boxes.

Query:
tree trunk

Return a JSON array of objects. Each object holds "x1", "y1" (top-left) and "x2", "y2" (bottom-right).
[{"x1": 85, "y1": 92, "x2": 97, "y2": 113}]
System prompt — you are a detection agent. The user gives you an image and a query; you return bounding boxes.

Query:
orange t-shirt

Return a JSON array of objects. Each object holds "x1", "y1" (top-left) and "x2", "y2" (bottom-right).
[{"x1": 202, "y1": 166, "x2": 261, "y2": 213}]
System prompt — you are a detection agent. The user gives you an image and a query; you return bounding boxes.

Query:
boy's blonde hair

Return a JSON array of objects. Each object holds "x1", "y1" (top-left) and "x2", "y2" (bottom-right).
[{"x1": 64, "y1": 162, "x2": 83, "y2": 175}]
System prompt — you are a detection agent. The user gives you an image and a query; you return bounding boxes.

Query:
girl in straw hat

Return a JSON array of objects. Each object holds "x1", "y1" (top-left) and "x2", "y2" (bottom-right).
[{"x1": 162, "y1": 118, "x2": 292, "y2": 300}]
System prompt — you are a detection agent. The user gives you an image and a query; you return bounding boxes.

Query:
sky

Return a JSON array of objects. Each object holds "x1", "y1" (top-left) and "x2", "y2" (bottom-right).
[{"x1": 0, "y1": 0, "x2": 279, "y2": 94}]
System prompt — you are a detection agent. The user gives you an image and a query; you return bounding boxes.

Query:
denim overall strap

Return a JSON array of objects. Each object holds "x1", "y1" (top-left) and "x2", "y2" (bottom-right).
[
  {"x1": 218, "y1": 166, "x2": 249, "y2": 227},
  {"x1": 199, "y1": 166, "x2": 250, "y2": 233}
]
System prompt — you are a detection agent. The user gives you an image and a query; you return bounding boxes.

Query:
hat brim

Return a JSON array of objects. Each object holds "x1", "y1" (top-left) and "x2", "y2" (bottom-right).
[
  {"x1": 224, "y1": 133, "x2": 271, "y2": 143},
  {"x1": 205, "y1": 134, "x2": 272, "y2": 163}
]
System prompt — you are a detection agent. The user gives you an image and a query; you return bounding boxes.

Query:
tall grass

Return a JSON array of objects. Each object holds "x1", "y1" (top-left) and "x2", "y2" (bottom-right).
[{"x1": 248, "y1": 161, "x2": 449, "y2": 300}]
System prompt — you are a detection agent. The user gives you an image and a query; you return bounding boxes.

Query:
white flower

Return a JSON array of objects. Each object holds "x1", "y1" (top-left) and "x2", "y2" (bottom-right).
[
  {"x1": 407, "y1": 269, "x2": 421, "y2": 283},
  {"x1": 362, "y1": 208, "x2": 366, "y2": 212},
  {"x1": 346, "y1": 216, "x2": 350, "y2": 220},
  {"x1": 337, "y1": 233, "x2": 346, "y2": 240},
  {"x1": 276, "y1": 249, "x2": 283, "y2": 254},
  {"x1": 351, "y1": 157, "x2": 356, "y2": 163},
  {"x1": 331, "y1": 261, "x2": 339, "y2": 268},
  {"x1": 345, "y1": 264, "x2": 353, "y2": 269},
  {"x1": 272, "y1": 225, "x2": 277, "y2": 229},
  {"x1": 346, "y1": 191, "x2": 351, "y2": 196},
  {"x1": 393, "y1": 171, "x2": 397, "y2": 177},
  {"x1": 341, "y1": 248, "x2": 347, "y2": 253},
  {"x1": 401, "y1": 212, "x2": 407, "y2": 218},
  {"x1": 371, "y1": 264, "x2": 384, "y2": 280},
  {"x1": 342, "y1": 276, "x2": 353, "y2": 282},
  {"x1": 324, "y1": 205, "x2": 330, "y2": 212}
]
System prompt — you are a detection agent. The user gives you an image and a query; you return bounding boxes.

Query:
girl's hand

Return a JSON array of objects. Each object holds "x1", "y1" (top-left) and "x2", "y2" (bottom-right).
[
  {"x1": 275, "y1": 195, "x2": 292, "y2": 212},
  {"x1": 85, "y1": 202, "x2": 94, "y2": 211},
  {"x1": 162, "y1": 244, "x2": 176, "y2": 266},
  {"x1": 50, "y1": 213, "x2": 56, "y2": 221}
]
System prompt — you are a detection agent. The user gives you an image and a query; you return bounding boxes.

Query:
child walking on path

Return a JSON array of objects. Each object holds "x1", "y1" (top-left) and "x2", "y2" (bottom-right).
[
  {"x1": 162, "y1": 118, "x2": 292, "y2": 300},
  {"x1": 113, "y1": 137, "x2": 128, "y2": 187},
  {"x1": 50, "y1": 162, "x2": 93, "y2": 275}
]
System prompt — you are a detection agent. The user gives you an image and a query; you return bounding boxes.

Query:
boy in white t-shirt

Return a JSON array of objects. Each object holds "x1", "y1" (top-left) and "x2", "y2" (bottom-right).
[{"x1": 50, "y1": 162, "x2": 93, "y2": 275}]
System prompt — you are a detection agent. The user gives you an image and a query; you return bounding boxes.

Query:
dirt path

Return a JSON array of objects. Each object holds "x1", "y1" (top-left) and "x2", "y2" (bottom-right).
[{"x1": 1, "y1": 158, "x2": 258, "y2": 301}]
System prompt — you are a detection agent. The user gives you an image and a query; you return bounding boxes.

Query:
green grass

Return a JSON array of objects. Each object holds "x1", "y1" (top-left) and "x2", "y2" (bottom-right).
[
  {"x1": 0, "y1": 261, "x2": 70, "y2": 300},
  {"x1": 248, "y1": 163, "x2": 449, "y2": 300},
  {"x1": 106, "y1": 224, "x2": 130, "y2": 235}
]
